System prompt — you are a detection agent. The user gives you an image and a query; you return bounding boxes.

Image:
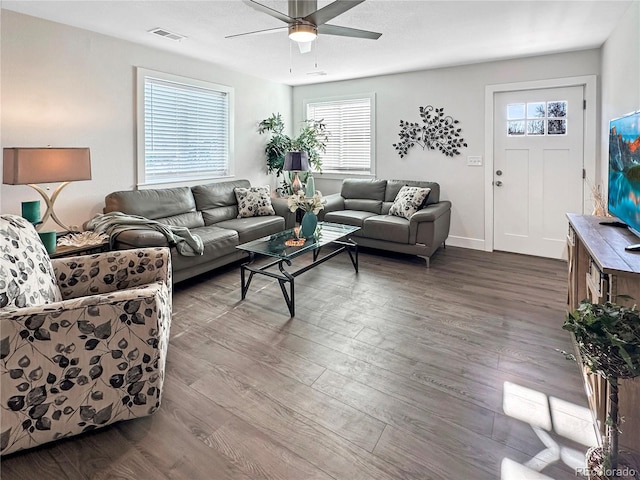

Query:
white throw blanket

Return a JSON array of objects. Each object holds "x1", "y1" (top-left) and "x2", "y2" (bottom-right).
[{"x1": 86, "y1": 212, "x2": 204, "y2": 256}]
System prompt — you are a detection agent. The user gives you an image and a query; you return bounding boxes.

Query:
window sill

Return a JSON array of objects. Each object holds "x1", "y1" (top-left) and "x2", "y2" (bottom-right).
[
  {"x1": 137, "y1": 175, "x2": 235, "y2": 190},
  {"x1": 311, "y1": 171, "x2": 375, "y2": 181}
]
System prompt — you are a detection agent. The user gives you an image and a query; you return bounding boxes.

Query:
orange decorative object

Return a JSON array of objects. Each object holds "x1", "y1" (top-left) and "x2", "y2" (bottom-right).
[{"x1": 285, "y1": 239, "x2": 305, "y2": 247}]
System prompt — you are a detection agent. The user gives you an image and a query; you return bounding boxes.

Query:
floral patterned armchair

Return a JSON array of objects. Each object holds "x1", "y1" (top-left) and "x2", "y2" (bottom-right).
[{"x1": 0, "y1": 214, "x2": 172, "y2": 455}]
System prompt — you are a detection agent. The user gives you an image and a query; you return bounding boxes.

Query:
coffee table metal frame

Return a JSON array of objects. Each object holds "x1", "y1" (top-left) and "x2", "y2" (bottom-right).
[{"x1": 236, "y1": 222, "x2": 359, "y2": 316}]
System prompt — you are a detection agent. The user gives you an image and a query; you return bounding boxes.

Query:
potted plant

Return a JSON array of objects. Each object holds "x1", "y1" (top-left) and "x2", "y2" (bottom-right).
[
  {"x1": 287, "y1": 189, "x2": 326, "y2": 238},
  {"x1": 258, "y1": 113, "x2": 328, "y2": 196},
  {"x1": 563, "y1": 299, "x2": 640, "y2": 479}
]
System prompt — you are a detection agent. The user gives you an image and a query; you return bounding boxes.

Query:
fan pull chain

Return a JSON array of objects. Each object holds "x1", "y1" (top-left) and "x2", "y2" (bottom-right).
[
  {"x1": 289, "y1": 40, "x2": 293, "y2": 74},
  {"x1": 314, "y1": 38, "x2": 318, "y2": 69}
]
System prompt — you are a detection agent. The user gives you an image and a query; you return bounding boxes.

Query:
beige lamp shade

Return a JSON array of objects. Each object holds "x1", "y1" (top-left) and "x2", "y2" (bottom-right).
[{"x1": 3, "y1": 147, "x2": 91, "y2": 185}]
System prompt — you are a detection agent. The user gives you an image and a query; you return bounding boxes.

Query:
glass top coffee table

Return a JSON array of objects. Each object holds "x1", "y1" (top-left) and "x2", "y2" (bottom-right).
[{"x1": 236, "y1": 222, "x2": 360, "y2": 316}]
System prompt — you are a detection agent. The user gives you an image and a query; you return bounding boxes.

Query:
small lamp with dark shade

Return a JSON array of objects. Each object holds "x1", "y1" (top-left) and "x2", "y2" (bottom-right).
[
  {"x1": 3, "y1": 147, "x2": 91, "y2": 232},
  {"x1": 283, "y1": 151, "x2": 309, "y2": 195}
]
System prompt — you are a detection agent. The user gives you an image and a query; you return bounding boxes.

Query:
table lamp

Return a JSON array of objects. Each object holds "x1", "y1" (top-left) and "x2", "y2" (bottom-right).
[
  {"x1": 283, "y1": 151, "x2": 310, "y2": 195},
  {"x1": 3, "y1": 147, "x2": 91, "y2": 232}
]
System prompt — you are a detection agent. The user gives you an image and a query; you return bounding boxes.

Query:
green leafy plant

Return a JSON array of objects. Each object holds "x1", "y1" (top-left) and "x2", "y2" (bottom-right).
[
  {"x1": 258, "y1": 113, "x2": 328, "y2": 177},
  {"x1": 563, "y1": 299, "x2": 640, "y2": 473}
]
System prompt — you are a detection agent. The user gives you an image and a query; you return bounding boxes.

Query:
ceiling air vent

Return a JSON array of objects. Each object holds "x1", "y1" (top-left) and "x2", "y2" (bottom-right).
[{"x1": 148, "y1": 28, "x2": 186, "y2": 42}]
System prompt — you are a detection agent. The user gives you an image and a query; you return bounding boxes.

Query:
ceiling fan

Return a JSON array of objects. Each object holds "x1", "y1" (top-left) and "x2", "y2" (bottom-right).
[{"x1": 226, "y1": 0, "x2": 381, "y2": 53}]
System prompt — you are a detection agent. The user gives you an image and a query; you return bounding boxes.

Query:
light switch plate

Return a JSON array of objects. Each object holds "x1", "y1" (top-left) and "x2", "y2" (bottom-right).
[{"x1": 467, "y1": 156, "x2": 482, "y2": 166}]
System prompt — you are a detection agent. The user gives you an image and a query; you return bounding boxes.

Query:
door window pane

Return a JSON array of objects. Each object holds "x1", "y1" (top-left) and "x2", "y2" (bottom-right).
[
  {"x1": 507, "y1": 104, "x2": 525, "y2": 120},
  {"x1": 548, "y1": 119, "x2": 567, "y2": 135},
  {"x1": 508, "y1": 121, "x2": 525, "y2": 135},
  {"x1": 527, "y1": 120, "x2": 545, "y2": 135},
  {"x1": 548, "y1": 101, "x2": 567, "y2": 118},
  {"x1": 527, "y1": 102, "x2": 546, "y2": 118}
]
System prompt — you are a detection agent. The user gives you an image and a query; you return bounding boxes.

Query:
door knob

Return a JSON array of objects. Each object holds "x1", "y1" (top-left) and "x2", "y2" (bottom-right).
[
  {"x1": 495, "y1": 181, "x2": 503, "y2": 187},
  {"x1": 496, "y1": 170, "x2": 503, "y2": 176}
]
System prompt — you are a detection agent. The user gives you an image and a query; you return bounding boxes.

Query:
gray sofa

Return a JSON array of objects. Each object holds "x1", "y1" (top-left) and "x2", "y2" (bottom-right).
[
  {"x1": 318, "y1": 179, "x2": 451, "y2": 266},
  {"x1": 102, "y1": 179, "x2": 294, "y2": 282}
]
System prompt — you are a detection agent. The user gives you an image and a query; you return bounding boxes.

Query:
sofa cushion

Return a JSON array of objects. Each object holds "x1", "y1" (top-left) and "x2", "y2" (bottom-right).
[
  {"x1": 170, "y1": 225, "x2": 239, "y2": 273},
  {"x1": 155, "y1": 211, "x2": 205, "y2": 229},
  {"x1": 192, "y1": 180, "x2": 251, "y2": 210},
  {"x1": 216, "y1": 216, "x2": 285, "y2": 244},
  {"x1": 362, "y1": 215, "x2": 410, "y2": 244},
  {"x1": 105, "y1": 186, "x2": 196, "y2": 221},
  {"x1": 234, "y1": 186, "x2": 276, "y2": 218},
  {"x1": 201, "y1": 206, "x2": 239, "y2": 225},
  {"x1": 324, "y1": 210, "x2": 377, "y2": 228},
  {"x1": 0, "y1": 215, "x2": 62, "y2": 309},
  {"x1": 385, "y1": 180, "x2": 440, "y2": 205},
  {"x1": 341, "y1": 179, "x2": 387, "y2": 201},
  {"x1": 193, "y1": 180, "x2": 250, "y2": 225},
  {"x1": 344, "y1": 199, "x2": 382, "y2": 214},
  {"x1": 389, "y1": 186, "x2": 431, "y2": 220}
]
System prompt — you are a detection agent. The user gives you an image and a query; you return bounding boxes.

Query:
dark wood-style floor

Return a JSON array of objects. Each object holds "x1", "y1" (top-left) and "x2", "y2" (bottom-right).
[{"x1": 2, "y1": 246, "x2": 612, "y2": 479}]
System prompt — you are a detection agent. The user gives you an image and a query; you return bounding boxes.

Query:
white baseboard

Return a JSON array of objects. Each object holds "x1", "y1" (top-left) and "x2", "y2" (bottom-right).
[{"x1": 446, "y1": 235, "x2": 486, "y2": 251}]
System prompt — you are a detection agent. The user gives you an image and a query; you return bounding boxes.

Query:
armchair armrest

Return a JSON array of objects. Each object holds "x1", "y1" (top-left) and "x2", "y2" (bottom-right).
[
  {"x1": 52, "y1": 247, "x2": 172, "y2": 300},
  {"x1": 318, "y1": 194, "x2": 345, "y2": 221},
  {"x1": 271, "y1": 197, "x2": 296, "y2": 229},
  {"x1": 0, "y1": 282, "x2": 171, "y2": 455},
  {"x1": 0, "y1": 282, "x2": 168, "y2": 319}
]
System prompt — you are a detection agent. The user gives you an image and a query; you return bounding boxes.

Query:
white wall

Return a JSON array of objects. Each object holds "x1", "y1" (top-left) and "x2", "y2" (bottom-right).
[
  {"x1": 600, "y1": 0, "x2": 640, "y2": 189},
  {"x1": 293, "y1": 50, "x2": 601, "y2": 249},
  {"x1": 0, "y1": 10, "x2": 292, "y2": 231}
]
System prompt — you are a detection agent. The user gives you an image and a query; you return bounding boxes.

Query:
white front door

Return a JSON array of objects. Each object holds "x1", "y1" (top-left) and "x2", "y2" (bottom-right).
[{"x1": 493, "y1": 86, "x2": 585, "y2": 259}]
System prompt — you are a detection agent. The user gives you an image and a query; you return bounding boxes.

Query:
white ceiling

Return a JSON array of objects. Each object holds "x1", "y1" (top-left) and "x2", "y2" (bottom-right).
[{"x1": 2, "y1": 0, "x2": 633, "y2": 86}]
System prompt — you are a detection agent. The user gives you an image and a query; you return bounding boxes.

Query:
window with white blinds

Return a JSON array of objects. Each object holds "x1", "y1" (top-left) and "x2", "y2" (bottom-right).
[
  {"x1": 305, "y1": 94, "x2": 375, "y2": 174},
  {"x1": 137, "y1": 68, "x2": 233, "y2": 185}
]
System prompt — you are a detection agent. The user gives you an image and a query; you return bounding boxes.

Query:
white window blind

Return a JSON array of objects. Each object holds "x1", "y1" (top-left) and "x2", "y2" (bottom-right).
[
  {"x1": 306, "y1": 96, "x2": 373, "y2": 174},
  {"x1": 142, "y1": 74, "x2": 231, "y2": 184}
]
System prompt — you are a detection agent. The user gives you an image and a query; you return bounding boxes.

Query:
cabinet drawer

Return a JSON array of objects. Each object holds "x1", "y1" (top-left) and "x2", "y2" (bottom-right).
[{"x1": 586, "y1": 258, "x2": 606, "y2": 299}]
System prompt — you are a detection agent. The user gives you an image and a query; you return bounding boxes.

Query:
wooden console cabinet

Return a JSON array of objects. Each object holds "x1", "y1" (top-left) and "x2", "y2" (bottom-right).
[{"x1": 567, "y1": 213, "x2": 640, "y2": 453}]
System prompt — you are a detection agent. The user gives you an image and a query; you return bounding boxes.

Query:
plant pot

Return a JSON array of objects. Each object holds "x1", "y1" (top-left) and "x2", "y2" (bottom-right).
[{"x1": 585, "y1": 446, "x2": 638, "y2": 480}]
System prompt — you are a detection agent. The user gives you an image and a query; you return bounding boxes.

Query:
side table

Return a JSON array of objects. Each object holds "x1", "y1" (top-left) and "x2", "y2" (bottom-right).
[{"x1": 49, "y1": 240, "x2": 110, "y2": 259}]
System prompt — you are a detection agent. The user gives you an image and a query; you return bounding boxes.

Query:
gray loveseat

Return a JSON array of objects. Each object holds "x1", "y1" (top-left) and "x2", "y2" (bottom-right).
[
  {"x1": 101, "y1": 179, "x2": 294, "y2": 282},
  {"x1": 318, "y1": 179, "x2": 451, "y2": 266}
]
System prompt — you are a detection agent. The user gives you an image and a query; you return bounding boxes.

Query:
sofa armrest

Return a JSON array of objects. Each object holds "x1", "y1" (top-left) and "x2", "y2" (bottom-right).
[
  {"x1": 271, "y1": 197, "x2": 296, "y2": 229},
  {"x1": 318, "y1": 194, "x2": 345, "y2": 221},
  {"x1": 409, "y1": 201, "x2": 451, "y2": 223},
  {"x1": 409, "y1": 201, "x2": 452, "y2": 245},
  {"x1": 52, "y1": 247, "x2": 172, "y2": 300}
]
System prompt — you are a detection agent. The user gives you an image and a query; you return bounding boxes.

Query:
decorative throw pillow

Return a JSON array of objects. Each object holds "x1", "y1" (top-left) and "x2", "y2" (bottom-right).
[
  {"x1": 0, "y1": 214, "x2": 62, "y2": 309},
  {"x1": 234, "y1": 186, "x2": 276, "y2": 218},
  {"x1": 388, "y1": 186, "x2": 431, "y2": 220}
]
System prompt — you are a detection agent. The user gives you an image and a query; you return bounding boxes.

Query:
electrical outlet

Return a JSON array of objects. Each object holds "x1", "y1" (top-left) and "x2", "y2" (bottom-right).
[{"x1": 467, "y1": 156, "x2": 482, "y2": 166}]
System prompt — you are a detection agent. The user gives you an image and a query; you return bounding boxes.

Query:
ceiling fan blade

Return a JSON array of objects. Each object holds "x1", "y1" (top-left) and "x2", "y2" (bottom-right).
[
  {"x1": 318, "y1": 24, "x2": 381, "y2": 40},
  {"x1": 225, "y1": 26, "x2": 289, "y2": 39},
  {"x1": 242, "y1": 0, "x2": 293, "y2": 24},
  {"x1": 304, "y1": 0, "x2": 365, "y2": 26}
]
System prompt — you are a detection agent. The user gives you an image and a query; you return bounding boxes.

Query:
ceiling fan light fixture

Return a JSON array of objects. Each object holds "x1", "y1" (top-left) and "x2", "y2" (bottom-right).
[{"x1": 288, "y1": 23, "x2": 317, "y2": 42}]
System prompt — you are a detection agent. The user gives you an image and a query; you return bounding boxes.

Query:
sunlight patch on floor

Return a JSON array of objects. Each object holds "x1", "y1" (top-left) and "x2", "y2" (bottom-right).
[
  {"x1": 501, "y1": 458, "x2": 555, "y2": 480},
  {"x1": 501, "y1": 381, "x2": 597, "y2": 480}
]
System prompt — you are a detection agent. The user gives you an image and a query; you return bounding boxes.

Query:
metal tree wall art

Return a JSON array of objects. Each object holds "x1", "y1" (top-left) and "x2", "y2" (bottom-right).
[{"x1": 393, "y1": 105, "x2": 467, "y2": 158}]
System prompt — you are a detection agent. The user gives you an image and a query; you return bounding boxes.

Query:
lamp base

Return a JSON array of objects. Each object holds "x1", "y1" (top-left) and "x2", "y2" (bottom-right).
[
  {"x1": 291, "y1": 172, "x2": 303, "y2": 194},
  {"x1": 28, "y1": 182, "x2": 77, "y2": 232}
]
